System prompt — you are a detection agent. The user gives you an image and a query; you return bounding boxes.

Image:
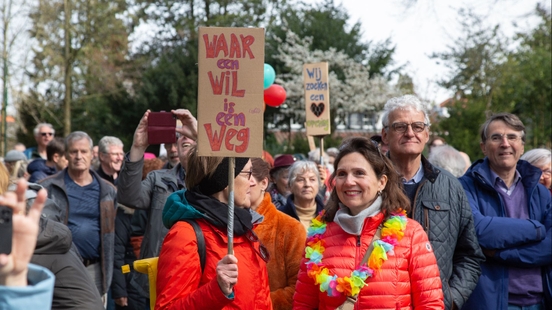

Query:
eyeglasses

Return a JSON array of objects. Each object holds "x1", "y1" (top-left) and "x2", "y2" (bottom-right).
[
  {"x1": 239, "y1": 169, "x2": 253, "y2": 180},
  {"x1": 40, "y1": 132, "x2": 53, "y2": 137},
  {"x1": 385, "y1": 122, "x2": 427, "y2": 133},
  {"x1": 542, "y1": 169, "x2": 551, "y2": 179},
  {"x1": 370, "y1": 138, "x2": 385, "y2": 161},
  {"x1": 488, "y1": 133, "x2": 522, "y2": 144},
  {"x1": 107, "y1": 152, "x2": 124, "y2": 158}
]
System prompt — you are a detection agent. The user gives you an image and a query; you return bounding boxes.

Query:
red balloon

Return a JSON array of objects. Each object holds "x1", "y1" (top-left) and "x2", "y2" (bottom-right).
[{"x1": 264, "y1": 84, "x2": 287, "y2": 107}]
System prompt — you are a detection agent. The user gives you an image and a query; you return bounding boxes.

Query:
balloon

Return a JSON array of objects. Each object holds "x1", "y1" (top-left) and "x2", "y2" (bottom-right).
[
  {"x1": 263, "y1": 63, "x2": 276, "y2": 89},
  {"x1": 264, "y1": 84, "x2": 287, "y2": 107}
]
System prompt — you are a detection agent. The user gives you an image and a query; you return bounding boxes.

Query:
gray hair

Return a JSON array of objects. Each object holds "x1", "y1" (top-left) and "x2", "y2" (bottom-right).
[
  {"x1": 326, "y1": 147, "x2": 339, "y2": 158},
  {"x1": 98, "y1": 136, "x2": 124, "y2": 154},
  {"x1": 480, "y1": 112, "x2": 525, "y2": 143},
  {"x1": 428, "y1": 145, "x2": 467, "y2": 178},
  {"x1": 65, "y1": 131, "x2": 93, "y2": 151},
  {"x1": 521, "y1": 148, "x2": 551, "y2": 167},
  {"x1": 381, "y1": 95, "x2": 431, "y2": 129},
  {"x1": 288, "y1": 160, "x2": 321, "y2": 189},
  {"x1": 33, "y1": 123, "x2": 55, "y2": 136},
  {"x1": 308, "y1": 148, "x2": 329, "y2": 163}
]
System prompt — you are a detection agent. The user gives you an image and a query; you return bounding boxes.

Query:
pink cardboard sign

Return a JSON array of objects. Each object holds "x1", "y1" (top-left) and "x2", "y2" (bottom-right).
[{"x1": 197, "y1": 27, "x2": 265, "y2": 157}]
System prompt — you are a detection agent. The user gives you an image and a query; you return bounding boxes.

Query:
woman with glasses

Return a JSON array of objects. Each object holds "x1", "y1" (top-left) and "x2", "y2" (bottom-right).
[
  {"x1": 293, "y1": 137, "x2": 444, "y2": 309},
  {"x1": 521, "y1": 148, "x2": 552, "y2": 195},
  {"x1": 249, "y1": 158, "x2": 306, "y2": 310},
  {"x1": 155, "y1": 145, "x2": 272, "y2": 309},
  {"x1": 280, "y1": 160, "x2": 325, "y2": 231}
]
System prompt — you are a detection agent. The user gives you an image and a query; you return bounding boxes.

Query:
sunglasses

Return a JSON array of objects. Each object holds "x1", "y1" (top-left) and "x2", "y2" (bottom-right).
[{"x1": 40, "y1": 132, "x2": 54, "y2": 137}]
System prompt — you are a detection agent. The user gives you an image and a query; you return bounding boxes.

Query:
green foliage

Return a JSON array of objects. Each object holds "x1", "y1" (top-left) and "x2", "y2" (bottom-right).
[{"x1": 432, "y1": 5, "x2": 551, "y2": 159}]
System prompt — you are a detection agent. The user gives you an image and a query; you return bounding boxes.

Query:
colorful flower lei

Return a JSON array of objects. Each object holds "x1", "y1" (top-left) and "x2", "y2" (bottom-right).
[{"x1": 304, "y1": 210, "x2": 407, "y2": 298}]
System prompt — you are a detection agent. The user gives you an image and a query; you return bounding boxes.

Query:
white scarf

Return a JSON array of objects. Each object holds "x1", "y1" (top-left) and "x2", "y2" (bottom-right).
[{"x1": 334, "y1": 196, "x2": 382, "y2": 235}]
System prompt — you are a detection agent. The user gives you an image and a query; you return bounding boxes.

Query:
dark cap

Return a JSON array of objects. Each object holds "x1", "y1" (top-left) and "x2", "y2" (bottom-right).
[
  {"x1": 270, "y1": 154, "x2": 295, "y2": 175},
  {"x1": 196, "y1": 157, "x2": 250, "y2": 196}
]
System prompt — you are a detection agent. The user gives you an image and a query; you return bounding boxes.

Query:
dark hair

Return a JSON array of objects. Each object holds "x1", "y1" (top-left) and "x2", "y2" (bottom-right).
[
  {"x1": 46, "y1": 137, "x2": 65, "y2": 161},
  {"x1": 323, "y1": 137, "x2": 410, "y2": 222},
  {"x1": 480, "y1": 112, "x2": 525, "y2": 143},
  {"x1": 185, "y1": 144, "x2": 224, "y2": 189},
  {"x1": 251, "y1": 157, "x2": 269, "y2": 182}
]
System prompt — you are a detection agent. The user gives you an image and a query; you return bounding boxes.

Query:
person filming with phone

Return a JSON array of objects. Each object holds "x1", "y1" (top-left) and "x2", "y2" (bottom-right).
[
  {"x1": 0, "y1": 179, "x2": 55, "y2": 309},
  {"x1": 117, "y1": 109, "x2": 197, "y2": 304}
]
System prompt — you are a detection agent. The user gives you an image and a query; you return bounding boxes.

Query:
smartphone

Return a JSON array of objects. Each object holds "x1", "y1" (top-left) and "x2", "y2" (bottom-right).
[
  {"x1": 0, "y1": 206, "x2": 13, "y2": 255},
  {"x1": 148, "y1": 111, "x2": 177, "y2": 145}
]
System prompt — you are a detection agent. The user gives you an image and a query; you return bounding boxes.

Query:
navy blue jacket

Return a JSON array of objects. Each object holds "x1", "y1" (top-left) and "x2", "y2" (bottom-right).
[
  {"x1": 27, "y1": 158, "x2": 58, "y2": 183},
  {"x1": 459, "y1": 158, "x2": 552, "y2": 310}
]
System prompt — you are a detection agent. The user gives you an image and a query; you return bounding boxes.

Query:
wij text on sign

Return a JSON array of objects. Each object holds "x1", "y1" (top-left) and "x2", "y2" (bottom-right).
[
  {"x1": 303, "y1": 62, "x2": 330, "y2": 136},
  {"x1": 197, "y1": 27, "x2": 265, "y2": 157}
]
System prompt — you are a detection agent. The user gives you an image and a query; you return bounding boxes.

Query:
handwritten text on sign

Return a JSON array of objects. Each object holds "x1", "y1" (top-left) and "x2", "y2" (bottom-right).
[
  {"x1": 197, "y1": 27, "x2": 264, "y2": 157},
  {"x1": 303, "y1": 62, "x2": 331, "y2": 136}
]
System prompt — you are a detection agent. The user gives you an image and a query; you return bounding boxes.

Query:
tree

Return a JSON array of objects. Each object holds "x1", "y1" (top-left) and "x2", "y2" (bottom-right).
[
  {"x1": 271, "y1": 29, "x2": 401, "y2": 136},
  {"x1": 18, "y1": 0, "x2": 132, "y2": 143},
  {"x1": 432, "y1": 6, "x2": 551, "y2": 160}
]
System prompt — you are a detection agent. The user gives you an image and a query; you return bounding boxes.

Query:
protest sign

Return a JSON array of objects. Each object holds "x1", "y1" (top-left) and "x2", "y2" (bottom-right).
[{"x1": 303, "y1": 62, "x2": 330, "y2": 136}]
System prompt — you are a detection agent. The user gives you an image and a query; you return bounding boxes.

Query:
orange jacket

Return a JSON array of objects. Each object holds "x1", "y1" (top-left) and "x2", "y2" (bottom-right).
[
  {"x1": 293, "y1": 212, "x2": 444, "y2": 310},
  {"x1": 155, "y1": 219, "x2": 273, "y2": 309},
  {"x1": 254, "y1": 193, "x2": 307, "y2": 310}
]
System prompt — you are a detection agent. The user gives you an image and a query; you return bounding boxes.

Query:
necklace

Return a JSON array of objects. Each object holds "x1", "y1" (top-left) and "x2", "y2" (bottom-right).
[{"x1": 305, "y1": 210, "x2": 407, "y2": 298}]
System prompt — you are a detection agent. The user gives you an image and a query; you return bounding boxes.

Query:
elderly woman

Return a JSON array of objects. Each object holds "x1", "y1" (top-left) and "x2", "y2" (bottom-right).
[
  {"x1": 250, "y1": 158, "x2": 306, "y2": 310},
  {"x1": 293, "y1": 137, "x2": 444, "y2": 309},
  {"x1": 280, "y1": 160, "x2": 325, "y2": 231},
  {"x1": 154, "y1": 146, "x2": 272, "y2": 309},
  {"x1": 521, "y1": 148, "x2": 552, "y2": 195},
  {"x1": 268, "y1": 154, "x2": 295, "y2": 209}
]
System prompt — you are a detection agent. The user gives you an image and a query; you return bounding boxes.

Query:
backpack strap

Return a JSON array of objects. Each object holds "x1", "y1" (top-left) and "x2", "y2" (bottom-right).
[{"x1": 184, "y1": 219, "x2": 206, "y2": 274}]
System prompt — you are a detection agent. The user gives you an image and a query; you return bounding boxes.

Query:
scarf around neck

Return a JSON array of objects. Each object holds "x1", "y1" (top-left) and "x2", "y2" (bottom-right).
[
  {"x1": 186, "y1": 187, "x2": 253, "y2": 236},
  {"x1": 334, "y1": 196, "x2": 383, "y2": 235}
]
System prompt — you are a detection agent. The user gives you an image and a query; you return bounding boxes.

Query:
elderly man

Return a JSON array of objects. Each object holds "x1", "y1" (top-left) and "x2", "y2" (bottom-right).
[
  {"x1": 459, "y1": 113, "x2": 551, "y2": 310},
  {"x1": 381, "y1": 95, "x2": 484, "y2": 310},
  {"x1": 25, "y1": 123, "x2": 56, "y2": 160},
  {"x1": 40, "y1": 131, "x2": 117, "y2": 299},
  {"x1": 117, "y1": 109, "x2": 196, "y2": 300},
  {"x1": 97, "y1": 136, "x2": 124, "y2": 185}
]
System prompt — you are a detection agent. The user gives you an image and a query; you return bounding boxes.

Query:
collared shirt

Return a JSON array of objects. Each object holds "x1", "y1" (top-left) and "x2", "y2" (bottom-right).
[
  {"x1": 490, "y1": 169, "x2": 522, "y2": 196},
  {"x1": 401, "y1": 162, "x2": 424, "y2": 184}
]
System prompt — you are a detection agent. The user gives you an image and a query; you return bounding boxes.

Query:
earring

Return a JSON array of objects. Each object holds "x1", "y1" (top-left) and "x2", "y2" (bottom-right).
[{"x1": 377, "y1": 190, "x2": 383, "y2": 196}]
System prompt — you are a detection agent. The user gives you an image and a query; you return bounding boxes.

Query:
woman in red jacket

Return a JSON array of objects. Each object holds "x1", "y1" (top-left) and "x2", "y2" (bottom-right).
[
  {"x1": 293, "y1": 137, "x2": 444, "y2": 310},
  {"x1": 155, "y1": 146, "x2": 272, "y2": 309}
]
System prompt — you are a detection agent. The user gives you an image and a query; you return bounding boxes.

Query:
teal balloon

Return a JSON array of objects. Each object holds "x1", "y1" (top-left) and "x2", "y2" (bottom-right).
[{"x1": 263, "y1": 64, "x2": 276, "y2": 89}]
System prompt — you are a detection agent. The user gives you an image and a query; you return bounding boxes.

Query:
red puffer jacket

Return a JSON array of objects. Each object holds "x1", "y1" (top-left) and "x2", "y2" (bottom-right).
[
  {"x1": 155, "y1": 219, "x2": 273, "y2": 309},
  {"x1": 293, "y1": 212, "x2": 444, "y2": 310}
]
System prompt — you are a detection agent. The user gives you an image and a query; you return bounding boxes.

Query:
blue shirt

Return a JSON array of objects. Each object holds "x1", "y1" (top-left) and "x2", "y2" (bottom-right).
[{"x1": 65, "y1": 172, "x2": 101, "y2": 260}]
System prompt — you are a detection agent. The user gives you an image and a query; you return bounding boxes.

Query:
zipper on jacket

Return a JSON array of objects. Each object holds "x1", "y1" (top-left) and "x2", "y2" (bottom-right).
[
  {"x1": 356, "y1": 235, "x2": 361, "y2": 247},
  {"x1": 423, "y1": 207, "x2": 429, "y2": 232}
]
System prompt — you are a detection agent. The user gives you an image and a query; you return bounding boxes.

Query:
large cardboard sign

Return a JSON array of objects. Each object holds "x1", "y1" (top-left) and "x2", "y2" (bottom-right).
[
  {"x1": 303, "y1": 62, "x2": 330, "y2": 136},
  {"x1": 197, "y1": 27, "x2": 265, "y2": 157}
]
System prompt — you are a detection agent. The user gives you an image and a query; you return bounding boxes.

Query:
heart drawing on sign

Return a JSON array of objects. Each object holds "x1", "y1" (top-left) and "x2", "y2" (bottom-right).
[{"x1": 310, "y1": 102, "x2": 325, "y2": 117}]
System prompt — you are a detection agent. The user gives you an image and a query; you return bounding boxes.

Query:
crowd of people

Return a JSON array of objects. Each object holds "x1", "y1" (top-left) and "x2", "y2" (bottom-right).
[{"x1": 0, "y1": 94, "x2": 550, "y2": 310}]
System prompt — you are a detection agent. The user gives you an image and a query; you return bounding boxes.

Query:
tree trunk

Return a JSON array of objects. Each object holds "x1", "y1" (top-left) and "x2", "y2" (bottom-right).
[{"x1": 64, "y1": 0, "x2": 71, "y2": 135}]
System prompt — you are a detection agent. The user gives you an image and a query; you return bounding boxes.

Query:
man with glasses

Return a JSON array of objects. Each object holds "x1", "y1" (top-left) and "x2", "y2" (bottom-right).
[
  {"x1": 381, "y1": 95, "x2": 484, "y2": 310},
  {"x1": 97, "y1": 136, "x2": 125, "y2": 185},
  {"x1": 25, "y1": 123, "x2": 55, "y2": 160},
  {"x1": 459, "y1": 113, "x2": 551, "y2": 310}
]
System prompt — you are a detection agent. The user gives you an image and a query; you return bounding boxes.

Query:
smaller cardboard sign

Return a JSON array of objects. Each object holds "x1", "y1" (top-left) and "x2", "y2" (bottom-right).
[
  {"x1": 303, "y1": 62, "x2": 330, "y2": 136},
  {"x1": 197, "y1": 27, "x2": 265, "y2": 157}
]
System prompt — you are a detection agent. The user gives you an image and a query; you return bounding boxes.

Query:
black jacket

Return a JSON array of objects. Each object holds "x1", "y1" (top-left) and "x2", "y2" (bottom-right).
[{"x1": 407, "y1": 156, "x2": 485, "y2": 310}]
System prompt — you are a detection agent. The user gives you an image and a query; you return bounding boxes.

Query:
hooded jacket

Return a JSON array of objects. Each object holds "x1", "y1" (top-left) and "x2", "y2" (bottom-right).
[
  {"x1": 459, "y1": 158, "x2": 552, "y2": 310},
  {"x1": 27, "y1": 158, "x2": 58, "y2": 183},
  {"x1": 155, "y1": 190, "x2": 272, "y2": 310},
  {"x1": 293, "y1": 212, "x2": 444, "y2": 309},
  {"x1": 253, "y1": 192, "x2": 306, "y2": 310}
]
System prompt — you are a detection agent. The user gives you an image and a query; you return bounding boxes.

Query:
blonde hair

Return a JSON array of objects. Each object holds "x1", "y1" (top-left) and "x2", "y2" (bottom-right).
[{"x1": 0, "y1": 162, "x2": 10, "y2": 194}]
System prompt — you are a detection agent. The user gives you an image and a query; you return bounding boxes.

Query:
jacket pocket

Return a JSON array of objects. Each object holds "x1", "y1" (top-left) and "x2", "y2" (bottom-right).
[{"x1": 421, "y1": 201, "x2": 450, "y2": 243}]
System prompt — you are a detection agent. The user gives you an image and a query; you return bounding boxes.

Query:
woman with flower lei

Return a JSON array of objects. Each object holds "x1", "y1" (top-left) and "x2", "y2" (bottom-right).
[{"x1": 293, "y1": 137, "x2": 444, "y2": 310}]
